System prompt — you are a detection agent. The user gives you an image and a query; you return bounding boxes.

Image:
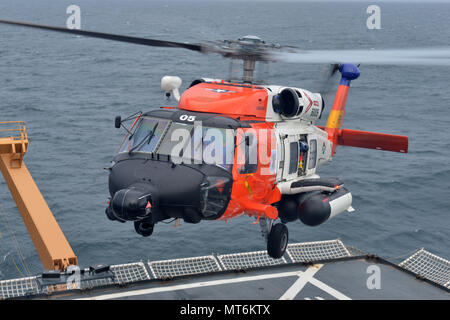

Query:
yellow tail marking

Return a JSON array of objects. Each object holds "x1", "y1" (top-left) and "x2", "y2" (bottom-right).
[{"x1": 326, "y1": 109, "x2": 345, "y2": 129}]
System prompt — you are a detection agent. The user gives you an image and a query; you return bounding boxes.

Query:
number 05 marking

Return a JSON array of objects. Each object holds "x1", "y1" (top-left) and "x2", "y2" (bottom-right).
[{"x1": 179, "y1": 115, "x2": 196, "y2": 122}]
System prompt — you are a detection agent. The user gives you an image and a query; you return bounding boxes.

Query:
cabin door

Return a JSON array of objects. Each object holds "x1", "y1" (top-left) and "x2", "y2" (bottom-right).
[{"x1": 282, "y1": 135, "x2": 300, "y2": 182}]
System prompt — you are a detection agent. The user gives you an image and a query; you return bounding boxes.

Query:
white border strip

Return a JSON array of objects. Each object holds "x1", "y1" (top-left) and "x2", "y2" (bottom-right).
[
  {"x1": 309, "y1": 277, "x2": 351, "y2": 300},
  {"x1": 444, "y1": 280, "x2": 450, "y2": 289},
  {"x1": 279, "y1": 264, "x2": 323, "y2": 300}
]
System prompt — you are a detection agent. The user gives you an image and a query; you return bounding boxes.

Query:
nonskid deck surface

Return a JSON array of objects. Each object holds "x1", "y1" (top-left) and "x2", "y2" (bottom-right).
[{"x1": 0, "y1": 239, "x2": 448, "y2": 300}]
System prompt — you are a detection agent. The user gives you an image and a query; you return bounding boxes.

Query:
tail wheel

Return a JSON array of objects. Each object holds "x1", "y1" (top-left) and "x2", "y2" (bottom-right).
[
  {"x1": 267, "y1": 223, "x2": 289, "y2": 259},
  {"x1": 134, "y1": 220, "x2": 154, "y2": 237}
]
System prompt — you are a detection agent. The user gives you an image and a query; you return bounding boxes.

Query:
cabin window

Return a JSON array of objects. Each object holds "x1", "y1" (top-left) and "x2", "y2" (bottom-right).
[
  {"x1": 288, "y1": 142, "x2": 298, "y2": 174},
  {"x1": 308, "y1": 139, "x2": 317, "y2": 169}
]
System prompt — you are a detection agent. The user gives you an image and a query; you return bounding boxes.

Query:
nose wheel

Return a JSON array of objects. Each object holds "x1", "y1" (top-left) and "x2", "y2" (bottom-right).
[{"x1": 259, "y1": 218, "x2": 289, "y2": 259}]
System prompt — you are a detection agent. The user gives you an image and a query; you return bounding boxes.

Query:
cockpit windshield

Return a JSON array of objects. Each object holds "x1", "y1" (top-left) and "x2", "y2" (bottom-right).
[
  {"x1": 119, "y1": 117, "x2": 170, "y2": 154},
  {"x1": 119, "y1": 116, "x2": 235, "y2": 172}
]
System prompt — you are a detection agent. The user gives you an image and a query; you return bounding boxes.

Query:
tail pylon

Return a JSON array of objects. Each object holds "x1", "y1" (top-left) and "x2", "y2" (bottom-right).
[{"x1": 325, "y1": 64, "x2": 408, "y2": 155}]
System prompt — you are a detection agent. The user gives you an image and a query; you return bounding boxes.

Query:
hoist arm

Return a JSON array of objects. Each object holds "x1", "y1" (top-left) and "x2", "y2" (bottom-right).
[{"x1": 0, "y1": 122, "x2": 77, "y2": 271}]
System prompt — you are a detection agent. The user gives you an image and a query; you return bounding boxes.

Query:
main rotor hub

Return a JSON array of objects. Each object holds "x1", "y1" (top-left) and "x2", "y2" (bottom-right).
[{"x1": 205, "y1": 35, "x2": 281, "y2": 83}]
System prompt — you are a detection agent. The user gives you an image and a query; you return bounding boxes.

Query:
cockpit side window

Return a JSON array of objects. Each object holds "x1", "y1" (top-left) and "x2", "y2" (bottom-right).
[
  {"x1": 158, "y1": 124, "x2": 234, "y2": 171},
  {"x1": 238, "y1": 131, "x2": 258, "y2": 174},
  {"x1": 157, "y1": 122, "x2": 193, "y2": 157},
  {"x1": 197, "y1": 127, "x2": 235, "y2": 172}
]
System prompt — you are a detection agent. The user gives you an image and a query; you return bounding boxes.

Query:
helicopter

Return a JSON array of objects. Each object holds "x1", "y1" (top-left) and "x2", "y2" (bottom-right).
[{"x1": 0, "y1": 20, "x2": 413, "y2": 259}]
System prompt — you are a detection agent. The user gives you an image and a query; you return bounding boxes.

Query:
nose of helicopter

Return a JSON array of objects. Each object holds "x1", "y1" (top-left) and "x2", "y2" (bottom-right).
[
  {"x1": 109, "y1": 182, "x2": 156, "y2": 222},
  {"x1": 105, "y1": 154, "x2": 232, "y2": 224}
]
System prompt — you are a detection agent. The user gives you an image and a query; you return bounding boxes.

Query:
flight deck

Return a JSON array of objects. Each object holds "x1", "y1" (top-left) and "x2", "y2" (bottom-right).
[{"x1": 1, "y1": 239, "x2": 448, "y2": 300}]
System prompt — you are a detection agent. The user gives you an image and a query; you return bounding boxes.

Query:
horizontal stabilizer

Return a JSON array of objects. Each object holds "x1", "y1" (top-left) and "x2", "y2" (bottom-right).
[{"x1": 336, "y1": 128, "x2": 408, "y2": 153}]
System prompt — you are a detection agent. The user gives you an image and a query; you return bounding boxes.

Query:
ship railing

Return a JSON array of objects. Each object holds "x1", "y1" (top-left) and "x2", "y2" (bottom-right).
[{"x1": 0, "y1": 121, "x2": 29, "y2": 166}]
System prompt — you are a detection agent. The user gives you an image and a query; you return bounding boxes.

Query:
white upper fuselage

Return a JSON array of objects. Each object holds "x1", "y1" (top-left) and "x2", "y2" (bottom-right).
[{"x1": 259, "y1": 85, "x2": 332, "y2": 188}]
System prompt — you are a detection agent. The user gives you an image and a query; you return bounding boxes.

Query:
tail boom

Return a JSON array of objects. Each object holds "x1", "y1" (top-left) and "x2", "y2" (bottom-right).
[
  {"x1": 319, "y1": 126, "x2": 408, "y2": 153},
  {"x1": 337, "y1": 128, "x2": 408, "y2": 153}
]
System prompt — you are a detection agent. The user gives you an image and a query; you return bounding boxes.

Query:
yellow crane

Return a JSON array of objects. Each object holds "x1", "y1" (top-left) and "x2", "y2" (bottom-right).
[{"x1": 0, "y1": 121, "x2": 77, "y2": 271}]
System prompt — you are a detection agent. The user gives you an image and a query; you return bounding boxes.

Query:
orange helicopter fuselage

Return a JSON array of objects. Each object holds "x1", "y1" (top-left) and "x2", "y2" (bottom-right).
[{"x1": 178, "y1": 81, "x2": 282, "y2": 221}]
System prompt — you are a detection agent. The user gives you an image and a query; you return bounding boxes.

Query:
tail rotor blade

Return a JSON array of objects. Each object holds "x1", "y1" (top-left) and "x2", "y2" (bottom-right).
[{"x1": 316, "y1": 63, "x2": 340, "y2": 96}]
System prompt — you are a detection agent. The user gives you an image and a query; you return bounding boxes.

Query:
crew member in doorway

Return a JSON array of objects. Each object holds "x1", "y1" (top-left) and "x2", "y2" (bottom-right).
[{"x1": 298, "y1": 141, "x2": 309, "y2": 174}]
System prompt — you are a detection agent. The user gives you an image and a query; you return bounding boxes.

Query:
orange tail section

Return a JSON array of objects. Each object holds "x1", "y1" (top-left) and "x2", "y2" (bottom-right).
[
  {"x1": 325, "y1": 84, "x2": 350, "y2": 155},
  {"x1": 337, "y1": 128, "x2": 408, "y2": 153},
  {"x1": 324, "y1": 63, "x2": 408, "y2": 155},
  {"x1": 325, "y1": 64, "x2": 360, "y2": 155}
]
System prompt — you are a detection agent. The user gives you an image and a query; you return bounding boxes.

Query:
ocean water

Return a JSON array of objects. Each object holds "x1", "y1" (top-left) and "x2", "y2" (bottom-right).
[{"x1": 0, "y1": 0, "x2": 449, "y2": 280}]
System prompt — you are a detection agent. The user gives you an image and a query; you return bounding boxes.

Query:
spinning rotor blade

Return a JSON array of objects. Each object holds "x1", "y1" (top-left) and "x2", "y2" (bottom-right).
[
  {"x1": 0, "y1": 19, "x2": 272, "y2": 60},
  {"x1": 0, "y1": 19, "x2": 204, "y2": 52},
  {"x1": 3, "y1": 19, "x2": 449, "y2": 69},
  {"x1": 316, "y1": 63, "x2": 340, "y2": 96},
  {"x1": 273, "y1": 48, "x2": 450, "y2": 66}
]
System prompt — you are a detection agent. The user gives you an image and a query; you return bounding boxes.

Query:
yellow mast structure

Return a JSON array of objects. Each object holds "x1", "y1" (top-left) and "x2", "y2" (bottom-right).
[{"x1": 0, "y1": 121, "x2": 77, "y2": 271}]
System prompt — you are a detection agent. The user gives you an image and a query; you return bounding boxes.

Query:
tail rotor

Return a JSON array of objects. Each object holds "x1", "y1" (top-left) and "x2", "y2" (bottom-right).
[{"x1": 323, "y1": 63, "x2": 408, "y2": 155}]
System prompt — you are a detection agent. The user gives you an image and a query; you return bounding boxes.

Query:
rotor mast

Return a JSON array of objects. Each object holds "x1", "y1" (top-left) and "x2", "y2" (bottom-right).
[
  {"x1": 243, "y1": 59, "x2": 256, "y2": 83},
  {"x1": 222, "y1": 35, "x2": 272, "y2": 84}
]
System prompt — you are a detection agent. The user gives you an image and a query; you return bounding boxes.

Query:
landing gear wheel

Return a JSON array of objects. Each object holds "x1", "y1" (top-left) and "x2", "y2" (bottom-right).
[
  {"x1": 267, "y1": 223, "x2": 288, "y2": 259},
  {"x1": 134, "y1": 220, "x2": 154, "y2": 237}
]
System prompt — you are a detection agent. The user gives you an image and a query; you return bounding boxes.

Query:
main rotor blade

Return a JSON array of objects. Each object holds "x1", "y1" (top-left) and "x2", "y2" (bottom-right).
[
  {"x1": 0, "y1": 19, "x2": 204, "y2": 52},
  {"x1": 274, "y1": 48, "x2": 450, "y2": 66}
]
